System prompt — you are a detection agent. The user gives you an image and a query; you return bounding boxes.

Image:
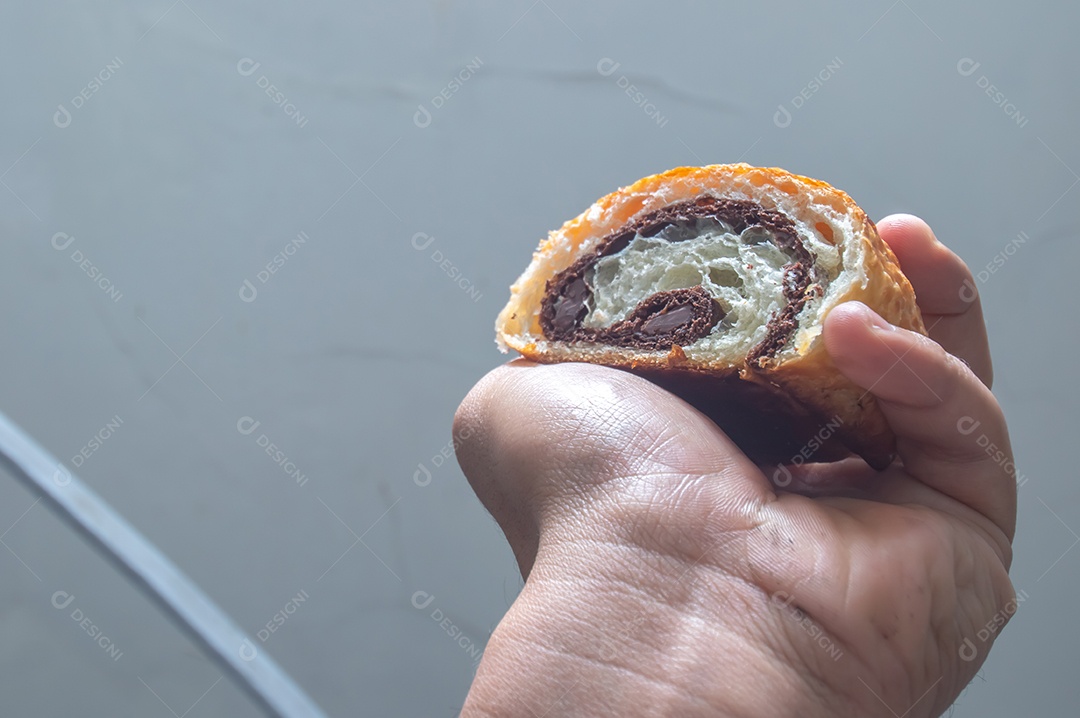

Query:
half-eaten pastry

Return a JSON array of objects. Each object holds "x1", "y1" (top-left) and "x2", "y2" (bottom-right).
[{"x1": 496, "y1": 164, "x2": 926, "y2": 469}]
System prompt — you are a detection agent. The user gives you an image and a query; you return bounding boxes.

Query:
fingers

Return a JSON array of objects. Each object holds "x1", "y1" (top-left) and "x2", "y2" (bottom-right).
[
  {"x1": 453, "y1": 360, "x2": 770, "y2": 573},
  {"x1": 824, "y1": 302, "x2": 1016, "y2": 541},
  {"x1": 876, "y1": 214, "x2": 993, "y2": 387}
]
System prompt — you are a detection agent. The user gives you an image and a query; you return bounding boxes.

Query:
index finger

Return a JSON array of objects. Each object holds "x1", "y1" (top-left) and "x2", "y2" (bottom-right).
[{"x1": 825, "y1": 302, "x2": 1017, "y2": 545}]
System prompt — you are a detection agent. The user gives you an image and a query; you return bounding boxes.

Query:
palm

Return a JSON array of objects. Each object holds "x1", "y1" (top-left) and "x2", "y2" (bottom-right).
[
  {"x1": 563, "y1": 424, "x2": 1014, "y2": 717},
  {"x1": 745, "y1": 460, "x2": 1014, "y2": 717}
]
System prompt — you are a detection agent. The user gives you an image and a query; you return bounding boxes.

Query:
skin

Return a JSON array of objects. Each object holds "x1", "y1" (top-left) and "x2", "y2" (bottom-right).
[{"x1": 453, "y1": 215, "x2": 1016, "y2": 717}]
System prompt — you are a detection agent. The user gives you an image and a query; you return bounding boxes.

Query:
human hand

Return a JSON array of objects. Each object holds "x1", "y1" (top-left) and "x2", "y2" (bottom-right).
[{"x1": 454, "y1": 215, "x2": 1016, "y2": 717}]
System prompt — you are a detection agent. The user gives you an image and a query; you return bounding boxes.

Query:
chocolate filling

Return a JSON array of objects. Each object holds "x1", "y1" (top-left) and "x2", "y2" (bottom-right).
[
  {"x1": 539, "y1": 197, "x2": 820, "y2": 361},
  {"x1": 578, "y1": 285, "x2": 724, "y2": 351}
]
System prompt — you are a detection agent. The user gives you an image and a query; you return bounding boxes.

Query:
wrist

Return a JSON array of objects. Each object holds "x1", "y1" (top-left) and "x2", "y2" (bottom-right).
[{"x1": 462, "y1": 533, "x2": 844, "y2": 717}]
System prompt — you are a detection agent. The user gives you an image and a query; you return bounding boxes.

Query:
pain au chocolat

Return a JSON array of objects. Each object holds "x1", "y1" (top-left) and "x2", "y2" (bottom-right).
[{"x1": 496, "y1": 164, "x2": 926, "y2": 469}]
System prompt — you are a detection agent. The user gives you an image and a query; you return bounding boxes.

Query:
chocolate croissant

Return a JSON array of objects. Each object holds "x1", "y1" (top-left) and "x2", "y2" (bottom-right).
[{"x1": 496, "y1": 164, "x2": 925, "y2": 469}]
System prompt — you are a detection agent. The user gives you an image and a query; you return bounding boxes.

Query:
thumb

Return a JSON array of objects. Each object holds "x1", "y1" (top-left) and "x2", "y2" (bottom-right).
[{"x1": 453, "y1": 360, "x2": 771, "y2": 576}]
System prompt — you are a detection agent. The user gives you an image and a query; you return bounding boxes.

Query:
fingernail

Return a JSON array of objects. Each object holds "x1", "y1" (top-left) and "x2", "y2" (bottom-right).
[{"x1": 862, "y1": 306, "x2": 896, "y2": 332}]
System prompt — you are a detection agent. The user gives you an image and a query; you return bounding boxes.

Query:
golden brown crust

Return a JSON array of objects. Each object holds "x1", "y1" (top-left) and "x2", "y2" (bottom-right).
[{"x1": 496, "y1": 164, "x2": 926, "y2": 468}]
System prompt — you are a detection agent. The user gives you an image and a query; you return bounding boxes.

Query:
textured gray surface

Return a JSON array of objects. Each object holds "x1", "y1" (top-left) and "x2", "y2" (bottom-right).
[{"x1": 0, "y1": 1, "x2": 1076, "y2": 716}]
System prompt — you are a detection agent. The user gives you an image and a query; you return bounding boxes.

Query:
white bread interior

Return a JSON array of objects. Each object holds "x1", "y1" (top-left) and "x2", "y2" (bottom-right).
[{"x1": 582, "y1": 216, "x2": 830, "y2": 361}]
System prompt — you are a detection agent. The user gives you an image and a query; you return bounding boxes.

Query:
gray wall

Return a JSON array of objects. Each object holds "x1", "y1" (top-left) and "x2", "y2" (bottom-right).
[{"x1": 0, "y1": 1, "x2": 1075, "y2": 715}]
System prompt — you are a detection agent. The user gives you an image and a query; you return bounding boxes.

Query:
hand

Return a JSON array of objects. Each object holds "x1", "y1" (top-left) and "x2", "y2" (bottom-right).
[{"x1": 454, "y1": 215, "x2": 1017, "y2": 717}]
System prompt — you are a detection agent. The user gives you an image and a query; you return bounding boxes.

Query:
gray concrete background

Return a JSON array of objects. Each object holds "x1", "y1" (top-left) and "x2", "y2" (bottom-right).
[{"x1": 0, "y1": 1, "x2": 1075, "y2": 715}]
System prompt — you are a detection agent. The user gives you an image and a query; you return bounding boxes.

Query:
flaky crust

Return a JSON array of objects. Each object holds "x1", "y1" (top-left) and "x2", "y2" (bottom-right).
[{"x1": 496, "y1": 164, "x2": 926, "y2": 467}]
